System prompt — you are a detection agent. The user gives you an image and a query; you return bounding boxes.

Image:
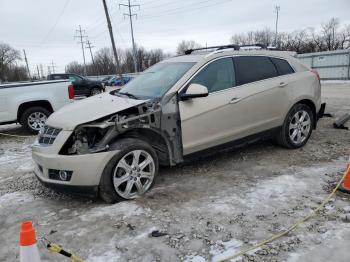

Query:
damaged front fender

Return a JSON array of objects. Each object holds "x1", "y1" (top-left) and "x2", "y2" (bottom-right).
[{"x1": 61, "y1": 94, "x2": 184, "y2": 166}]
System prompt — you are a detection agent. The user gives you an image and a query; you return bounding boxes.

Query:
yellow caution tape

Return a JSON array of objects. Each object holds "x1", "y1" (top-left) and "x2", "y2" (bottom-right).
[
  {"x1": 47, "y1": 243, "x2": 85, "y2": 262},
  {"x1": 217, "y1": 165, "x2": 350, "y2": 262}
]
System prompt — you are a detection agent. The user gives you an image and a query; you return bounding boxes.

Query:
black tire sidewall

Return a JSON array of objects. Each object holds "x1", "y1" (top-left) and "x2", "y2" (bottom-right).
[
  {"x1": 20, "y1": 107, "x2": 51, "y2": 134},
  {"x1": 90, "y1": 87, "x2": 102, "y2": 96},
  {"x1": 282, "y1": 104, "x2": 314, "y2": 148},
  {"x1": 99, "y1": 138, "x2": 159, "y2": 203}
]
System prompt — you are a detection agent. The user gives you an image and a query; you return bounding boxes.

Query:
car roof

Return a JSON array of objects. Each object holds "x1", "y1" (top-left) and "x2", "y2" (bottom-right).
[{"x1": 164, "y1": 49, "x2": 297, "y2": 63}]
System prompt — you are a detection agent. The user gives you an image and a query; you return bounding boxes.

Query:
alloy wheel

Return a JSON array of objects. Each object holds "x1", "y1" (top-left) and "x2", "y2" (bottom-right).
[
  {"x1": 288, "y1": 110, "x2": 311, "y2": 145},
  {"x1": 113, "y1": 150, "x2": 155, "y2": 199},
  {"x1": 27, "y1": 112, "x2": 47, "y2": 131}
]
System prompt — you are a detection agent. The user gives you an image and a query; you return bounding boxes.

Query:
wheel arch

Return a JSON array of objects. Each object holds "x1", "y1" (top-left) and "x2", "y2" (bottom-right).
[
  {"x1": 17, "y1": 100, "x2": 53, "y2": 123},
  {"x1": 118, "y1": 128, "x2": 173, "y2": 166},
  {"x1": 293, "y1": 99, "x2": 317, "y2": 128}
]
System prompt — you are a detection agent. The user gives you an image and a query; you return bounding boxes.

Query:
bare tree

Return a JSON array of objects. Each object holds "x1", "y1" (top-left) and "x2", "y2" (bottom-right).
[
  {"x1": 176, "y1": 40, "x2": 201, "y2": 54},
  {"x1": 65, "y1": 61, "x2": 85, "y2": 75},
  {"x1": 0, "y1": 42, "x2": 23, "y2": 82}
]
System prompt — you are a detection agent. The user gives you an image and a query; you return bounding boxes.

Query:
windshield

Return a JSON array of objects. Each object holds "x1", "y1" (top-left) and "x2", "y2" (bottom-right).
[{"x1": 116, "y1": 62, "x2": 195, "y2": 99}]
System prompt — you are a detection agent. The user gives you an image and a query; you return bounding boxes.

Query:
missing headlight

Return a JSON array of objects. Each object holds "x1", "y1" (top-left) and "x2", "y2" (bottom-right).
[{"x1": 60, "y1": 126, "x2": 110, "y2": 155}]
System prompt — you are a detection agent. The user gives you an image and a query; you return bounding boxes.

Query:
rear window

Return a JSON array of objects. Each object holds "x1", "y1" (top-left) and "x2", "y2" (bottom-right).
[
  {"x1": 270, "y1": 58, "x2": 294, "y2": 75},
  {"x1": 234, "y1": 56, "x2": 278, "y2": 85}
]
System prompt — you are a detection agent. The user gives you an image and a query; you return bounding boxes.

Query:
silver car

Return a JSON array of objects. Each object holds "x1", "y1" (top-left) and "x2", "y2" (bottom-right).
[{"x1": 32, "y1": 45, "x2": 323, "y2": 202}]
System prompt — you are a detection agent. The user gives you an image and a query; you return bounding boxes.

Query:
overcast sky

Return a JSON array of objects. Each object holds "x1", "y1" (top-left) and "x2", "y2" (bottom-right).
[{"x1": 1, "y1": 0, "x2": 349, "y2": 74}]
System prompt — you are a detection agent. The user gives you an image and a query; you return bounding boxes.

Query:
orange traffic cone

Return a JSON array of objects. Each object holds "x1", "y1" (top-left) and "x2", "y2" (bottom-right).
[
  {"x1": 19, "y1": 221, "x2": 41, "y2": 262},
  {"x1": 339, "y1": 156, "x2": 350, "y2": 194}
]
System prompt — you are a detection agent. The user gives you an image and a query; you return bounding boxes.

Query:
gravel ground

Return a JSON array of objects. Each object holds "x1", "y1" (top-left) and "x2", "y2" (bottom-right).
[{"x1": 0, "y1": 82, "x2": 349, "y2": 262}]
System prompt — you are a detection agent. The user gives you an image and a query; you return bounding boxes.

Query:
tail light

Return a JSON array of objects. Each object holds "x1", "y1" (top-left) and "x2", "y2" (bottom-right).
[
  {"x1": 68, "y1": 84, "x2": 75, "y2": 99},
  {"x1": 310, "y1": 69, "x2": 320, "y2": 82}
]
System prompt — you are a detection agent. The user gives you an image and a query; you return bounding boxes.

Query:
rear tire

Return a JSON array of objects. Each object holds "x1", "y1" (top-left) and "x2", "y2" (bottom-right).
[
  {"x1": 20, "y1": 106, "x2": 51, "y2": 134},
  {"x1": 90, "y1": 87, "x2": 102, "y2": 96},
  {"x1": 99, "y1": 138, "x2": 158, "y2": 203},
  {"x1": 276, "y1": 103, "x2": 314, "y2": 149}
]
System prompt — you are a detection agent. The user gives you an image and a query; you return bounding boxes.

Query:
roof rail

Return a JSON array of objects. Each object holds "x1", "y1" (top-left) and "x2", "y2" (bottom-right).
[
  {"x1": 239, "y1": 43, "x2": 267, "y2": 49},
  {"x1": 184, "y1": 44, "x2": 240, "y2": 55}
]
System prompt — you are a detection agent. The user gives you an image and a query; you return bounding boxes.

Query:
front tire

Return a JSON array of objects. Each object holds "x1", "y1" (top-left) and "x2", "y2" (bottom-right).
[
  {"x1": 276, "y1": 103, "x2": 314, "y2": 149},
  {"x1": 20, "y1": 106, "x2": 50, "y2": 134},
  {"x1": 99, "y1": 138, "x2": 158, "y2": 203}
]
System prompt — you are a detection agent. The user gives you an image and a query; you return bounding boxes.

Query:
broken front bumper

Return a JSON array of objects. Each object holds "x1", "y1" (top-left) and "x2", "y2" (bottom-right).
[{"x1": 32, "y1": 132, "x2": 119, "y2": 194}]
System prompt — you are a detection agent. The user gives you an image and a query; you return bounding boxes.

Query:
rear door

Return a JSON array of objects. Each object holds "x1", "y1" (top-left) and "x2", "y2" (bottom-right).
[{"x1": 229, "y1": 56, "x2": 291, "y2": 136}]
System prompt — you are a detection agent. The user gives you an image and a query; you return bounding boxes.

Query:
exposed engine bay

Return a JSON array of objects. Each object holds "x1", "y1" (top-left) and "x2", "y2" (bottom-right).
[{"x1": 60, "y1": 93, "x2": 183, "y2": 166}]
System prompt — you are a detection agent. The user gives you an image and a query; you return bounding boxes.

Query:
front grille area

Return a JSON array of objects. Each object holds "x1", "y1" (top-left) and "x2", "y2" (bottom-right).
[{"x1": 38, "y1": 125, "x2": 61, "y2": 145}]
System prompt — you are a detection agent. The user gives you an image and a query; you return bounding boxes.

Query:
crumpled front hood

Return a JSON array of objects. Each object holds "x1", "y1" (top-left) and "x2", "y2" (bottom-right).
[{"x1": 46, "y1": 93, "x2": 147, "y2": 130}]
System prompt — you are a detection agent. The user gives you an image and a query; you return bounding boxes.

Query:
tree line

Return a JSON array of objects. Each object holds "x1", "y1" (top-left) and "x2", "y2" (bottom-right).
[
  {"x1": 1, "y1": 17, "x2": 349, "y2": 82},
  {"x1": 65, "y1": 46, "x2": 168, "y2": 76},
  {"x1": 230, "y1": 18, "x2": 350, "y2": 53}
]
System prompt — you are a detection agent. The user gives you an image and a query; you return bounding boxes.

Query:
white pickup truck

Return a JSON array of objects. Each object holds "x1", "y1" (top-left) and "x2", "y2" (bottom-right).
[{"x1": 0, "y1": 80, "x2": 74, "y2": 133}]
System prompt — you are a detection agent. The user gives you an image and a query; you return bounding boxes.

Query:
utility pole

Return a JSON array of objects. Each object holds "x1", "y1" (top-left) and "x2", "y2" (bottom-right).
[
  {"x1": 47, "y1": 66, "x2": 51, "y2": 76},
  {"x1": 85, "y1": 40, "x2": 95, "y2": 66},
  {"x1": 74, "y1": 25, "x2": 87, "y2": 76},
  {"x1": 23, "y1": 49, "x2": 31, "y2": 79},
  {"x1": 50, "y1": 61, "x2": 56, "y2": 74},
  {"x1": 119, "y1": 0, "x2": 139, "y2": 72},
  {"x1": 102, "y1": 0, "x2": 124, "y2": 82},
  {"x1": 274, "y1": 5, "x2": 280, "y2": 47},
  {"x1": 40, "y1": 64, "x2": 44, "y2": 79},
  {"x1": 36, "y1": 65, "x2": 40, "y2": 79}
]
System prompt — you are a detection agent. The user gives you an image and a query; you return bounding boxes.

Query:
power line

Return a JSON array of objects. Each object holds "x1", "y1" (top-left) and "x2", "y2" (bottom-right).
[
  {"x1": 139, "y1": 0, "x2": 232, "y2": 19},
  {"x1": 39, "y1": 0, "x2": 71, "y2": 45},
  {"x1": 74, "y1": 25, "x2": 88, "y2": 76},
  {"x1": 119, "y1": 0, "x2": 140, "y2": 72}
]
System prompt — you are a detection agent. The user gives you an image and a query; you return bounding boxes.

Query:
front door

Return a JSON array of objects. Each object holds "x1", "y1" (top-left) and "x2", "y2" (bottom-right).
[{"x1": 179, "y1": 57, "x2": 239, "y2": 155}]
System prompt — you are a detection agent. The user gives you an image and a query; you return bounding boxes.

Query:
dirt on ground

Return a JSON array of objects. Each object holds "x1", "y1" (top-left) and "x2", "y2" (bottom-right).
[{"x1": 0, "y1": 82, "x2": 349, "y2": 262}]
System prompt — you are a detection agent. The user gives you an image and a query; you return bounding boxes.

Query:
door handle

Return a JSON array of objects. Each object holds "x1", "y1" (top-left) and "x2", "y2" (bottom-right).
[
  {"x1": 278, "y1": 82, "x2": 288, "y2": 88},
  {"x1": 229, "y1": 97, "x2": 242, "y2": 104}
]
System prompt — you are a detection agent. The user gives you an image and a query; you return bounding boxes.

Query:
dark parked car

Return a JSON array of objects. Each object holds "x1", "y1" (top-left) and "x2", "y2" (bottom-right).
[{"x1": 47, "y1": 73, "x2": 105, "y2": 96}]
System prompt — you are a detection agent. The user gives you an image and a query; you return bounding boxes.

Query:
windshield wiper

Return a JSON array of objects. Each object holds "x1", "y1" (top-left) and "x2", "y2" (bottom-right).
[{"x1": 118, "y1": 92, "x2": 139, "y2": 100}]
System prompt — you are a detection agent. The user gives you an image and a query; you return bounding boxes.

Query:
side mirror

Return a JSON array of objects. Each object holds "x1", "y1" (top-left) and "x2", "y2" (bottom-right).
[{"x1": 180, "y1": 83, "x2": 209, "y2": 101}]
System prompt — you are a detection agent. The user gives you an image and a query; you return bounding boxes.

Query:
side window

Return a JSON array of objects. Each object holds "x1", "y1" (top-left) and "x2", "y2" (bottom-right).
[
  {"x1": 190, "y1": 58, "x2": 235, "y2": 93},
  {"x1": 270, "y1": 57, "x2": 294, "y2": 75},
  {"x1": 234, "y1": 56, "x2": 278, "y2": 85},
  {"x1": 69, "y1": 75, "x2": 81, "y2": 82}
]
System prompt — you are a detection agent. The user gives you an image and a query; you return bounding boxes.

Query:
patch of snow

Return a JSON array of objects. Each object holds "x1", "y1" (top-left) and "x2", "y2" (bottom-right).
[
  {"x1": 287, "y1": 253, "x2": 301, "y2": 262},
  {"x1": 246, "y1": 174, "x2": 308, "y2": 208},
  {"x1": 343, "y1": 206, "x2": 350, "y2": 212},
  {"x1": 321, "y1": 80, "x2": 350, "y2": 85},
  {"x1": 16, "y1": 161, "x2": 34, "y2": 173},
  {"x1": 80, "y1": 202, "x2": 148, "y2": 221},
  {"x1": 86, "y1": 250, "x2": 120, "y2": 262},
  {"x1": 0, "y1": 191, "x2": 34, "y2": 208},
  {"x1": 210, "y1": 239, "x2": 243, "y2": 262},
  {"x1": 184, "y1": 255, "x2": 206, "y2": 262}
]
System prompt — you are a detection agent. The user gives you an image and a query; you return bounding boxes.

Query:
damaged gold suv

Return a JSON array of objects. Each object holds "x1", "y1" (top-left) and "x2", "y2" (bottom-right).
[{"x1": 32, "y1": 44, "x2": 323, "y2": 202}]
